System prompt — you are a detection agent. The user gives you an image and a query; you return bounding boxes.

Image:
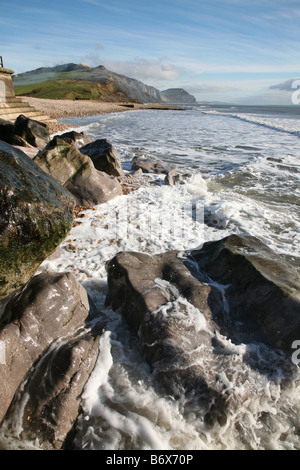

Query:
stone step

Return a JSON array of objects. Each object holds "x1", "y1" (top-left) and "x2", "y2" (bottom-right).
[
  {"x1": 0, "y1": 95, "x2": 57, "y2": 124},
  {"x1": 0, "y1": 106, "x2": 38, "y2": 115},
  {"x1": 3, "y1": 98, "x2": 25, "y2": 106},
  {"x1": 0, "y1": 110, "x2": 56, "y2": 123},
  {"x1": 0, "y1": 102, "x2": 32, "y2": 110},
  {"x1": 0, "y1": 109, "x2": 44, "y2": 118}
]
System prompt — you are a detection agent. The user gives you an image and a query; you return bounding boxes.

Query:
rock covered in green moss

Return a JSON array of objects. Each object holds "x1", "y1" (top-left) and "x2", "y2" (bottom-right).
[{"x1": 0, "y1": 141, "x2": 75, "y2": 302}]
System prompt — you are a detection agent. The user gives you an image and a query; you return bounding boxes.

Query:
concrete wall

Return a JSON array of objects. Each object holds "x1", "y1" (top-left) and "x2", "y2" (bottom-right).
[{"x1": 0, "y1": 68, "x2": 15, "y2": 103}]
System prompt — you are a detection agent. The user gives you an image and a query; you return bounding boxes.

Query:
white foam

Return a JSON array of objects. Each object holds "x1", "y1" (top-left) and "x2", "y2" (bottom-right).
[{"x1": 35, "y1": 107, "x2": 300, "y2": 450}]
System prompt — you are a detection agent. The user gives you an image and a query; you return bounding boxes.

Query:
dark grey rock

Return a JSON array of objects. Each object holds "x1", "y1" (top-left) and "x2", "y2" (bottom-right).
[
  {"x1": 188, "y1": 234, "x2": 300, "y2": 350},
  {"x1": 131, "y1": 156, "x2": 174, "y2": 174},
  {"x1": 14, "y1": 114, "x2": 50, "y2": 149},
  {"x1": 80, "y1": 138, "x2": 124, "y2": 177},
  {"x1": 0, "y1": 118, "x2": 36, "y2": 148},
  {"x1": 0, "y1": 118, "x2": 15, "y2": 145},
  {"x1": 105, "y1": 235, "x2": 300, "y2": 426},
  {"x1": 56, "y1": 130, "x2": 93, "y2": 149},
  {"x1": 164, "y1": 168, "x2": 183, "y2": 186},
  {"x1": 105, "y1": 250, "x2": 226, "y2": 424}
]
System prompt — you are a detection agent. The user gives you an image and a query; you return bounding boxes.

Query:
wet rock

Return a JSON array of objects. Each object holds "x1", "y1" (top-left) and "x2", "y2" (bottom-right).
[
  {"x1": 105, "y1": 236, "x2": 300, "y2": 424},
  {"x1": 79, "y1": 138, "x2": 124, "y2": 177},
  {"x1": 56, "y1": 130, "x2": 93, "y2": 149},
  {"x1": 164, "y1": 168, "x2": 183, "y2": 186},
  {"x1": 0, "y1": 141, "x2": 75, "y2": 302},
  {"x1": 34, "y1": 137, "x2": 123, "y2": 207},
  {"x1": 3, "y1": 330, "x2": 100, "y2": 450},
  {"x1": 105, "y1": 250, "x2": 226, "y2": 422},
  {"x1": 131, "y1": 156, "x2": 174, "y2": 174},
  {"x1": 105, "y1": 251, "x2": 215, "y2": 335},
  {"x1": 0, "y1": 271, "x2": 97, "y2": 425},
  {"x1": 188, "y1": 234, "x2": 300, "y2": 351},
  {"x1": 14, "y1": 114, "x2": 50, "y2": 149}
]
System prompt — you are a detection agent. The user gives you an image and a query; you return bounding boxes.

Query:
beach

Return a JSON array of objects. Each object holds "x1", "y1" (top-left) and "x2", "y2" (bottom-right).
[{"x1": 1, "y1": 100, "x2": 300, "y2": 450}]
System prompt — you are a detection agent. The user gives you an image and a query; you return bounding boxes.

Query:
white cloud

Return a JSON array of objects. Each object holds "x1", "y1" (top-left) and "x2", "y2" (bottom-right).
[
  {"x1": 186, "y1": 83, "x2": 237, "y2": 95},
  {"x1": 81, "y1": 56, "x2": 185, "y2": 82},
  {"x1": 178, "y1": 59, "x2": 300, "y2": 76}
]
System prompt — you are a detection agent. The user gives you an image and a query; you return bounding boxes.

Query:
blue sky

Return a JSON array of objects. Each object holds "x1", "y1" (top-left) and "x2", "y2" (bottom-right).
[{"x1": 1, "y1": 0, "x2": 299, "y2": 104}]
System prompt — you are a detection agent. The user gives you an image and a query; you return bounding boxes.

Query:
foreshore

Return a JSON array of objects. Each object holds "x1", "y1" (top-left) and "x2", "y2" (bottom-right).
[{"x1": 20, "y1": 96, "x2": 186, "y2": 134}]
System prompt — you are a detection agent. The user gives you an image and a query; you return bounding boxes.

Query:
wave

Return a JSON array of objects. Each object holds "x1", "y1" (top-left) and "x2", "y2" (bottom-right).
[{"x1": 202, "y1": 110, "x2": 300, "y2": 137}]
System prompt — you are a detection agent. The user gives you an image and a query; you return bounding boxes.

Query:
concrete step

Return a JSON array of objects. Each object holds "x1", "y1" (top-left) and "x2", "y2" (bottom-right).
[
  {"x1": 4, "y1": 97, "x2": 24, "y2": 104},
  {"x1": 0, "y1": 111, "x2": 56, "y2": 123},
  {"x1": 0, "y1": 110, "x2": 44, "y2": 119},
  {"x1": 0, "y1": 96, "x2": 58, "y2": 124},
  {"x1": 0, "y1": 102, "x2": 33, "y2": 110},
  {"x1": 0, "y1": 106, "x2": 38, "y2": 115}
]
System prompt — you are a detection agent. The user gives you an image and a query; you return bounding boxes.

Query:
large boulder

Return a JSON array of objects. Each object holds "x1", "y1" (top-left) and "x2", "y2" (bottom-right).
[
  {"x1": 14, "y1": 114, "x2": 50, "y2": 149},
  {"x1": 0, "y1": 272, "x2": 100, "y2": 449},
  {"x1": 105, "y1": 250, "x2": 215, "y2": 336},
  {"x1": 105, "y1": 236, "x2": 300, "y2": 424},
  {"x1": 34, "y1": 137, "x2": 123, "y2": 207},
  {"x1": 188, "y1": 234, "x2": 300, "y2": 351},
  {"x1": 0, "y1": 119, "x2": 15, "y2": 145},
  {"x1": 0, "y1": 118, "x2": 35, "y2": 148},
  {"x1": 0, "y1": 272, "x2": 97, "y2": 423},
  {"x1": 4, "y1": 331, "x2": 100, "y2": 450},
  {"x1": 105, "y1": 250, "x2": 227, "y2": 424},
  {"x1": 79, "y1": 139, "x2": 124, "y2": 177},
  {"x1": 0, "y1": 141, "x2": 75, "y2": 302}
]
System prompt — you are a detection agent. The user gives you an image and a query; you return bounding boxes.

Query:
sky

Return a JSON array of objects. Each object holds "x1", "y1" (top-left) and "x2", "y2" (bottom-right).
[{"x1": 1, "y1": 0, "x2": 300, "y2": 104}]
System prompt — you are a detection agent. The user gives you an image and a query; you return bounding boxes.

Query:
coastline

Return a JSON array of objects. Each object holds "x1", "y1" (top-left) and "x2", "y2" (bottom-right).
[
  {"x1": 19, "y1": 96, "x2": 186, "y2": 134},
  {"x1": 1, "y1": 97, "x2": 300, "y2": 450}
]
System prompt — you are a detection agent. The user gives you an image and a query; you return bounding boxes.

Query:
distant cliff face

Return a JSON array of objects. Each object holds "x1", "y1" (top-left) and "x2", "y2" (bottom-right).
[
  {"x1": 93, "y1": 67, "x2": 169, "y2": 103},
  {"x1": 13, "y1": 63, "x2": 196, "y2": 104},
  {"x1": 161, "y1": 88, "x2": 197, "y2": 104}
]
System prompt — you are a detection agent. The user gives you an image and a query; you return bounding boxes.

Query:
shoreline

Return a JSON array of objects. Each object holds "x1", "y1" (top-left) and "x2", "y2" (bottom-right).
[{"x1": 20, "y1": 96, "x2": 186, "y2": 134}]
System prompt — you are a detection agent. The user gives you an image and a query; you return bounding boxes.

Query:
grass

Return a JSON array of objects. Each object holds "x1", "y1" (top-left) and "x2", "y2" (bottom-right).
[{"x1": 13, "y1": 79, "x2": 124, "y2": 101}]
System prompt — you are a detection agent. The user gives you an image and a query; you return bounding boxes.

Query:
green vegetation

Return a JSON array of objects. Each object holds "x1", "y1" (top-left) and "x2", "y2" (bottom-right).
[{"x1": 13, "y1": 79, "x2": 112, "y2": 100}]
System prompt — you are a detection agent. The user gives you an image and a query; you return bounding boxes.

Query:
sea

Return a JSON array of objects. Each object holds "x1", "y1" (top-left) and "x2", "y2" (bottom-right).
[{"x1": 4, "y1": 104, "x2": 300, "y2": 450}]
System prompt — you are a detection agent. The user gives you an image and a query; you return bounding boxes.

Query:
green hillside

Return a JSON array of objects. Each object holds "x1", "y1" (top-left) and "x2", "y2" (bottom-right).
[{"x1": 13, "y1": 79, "x2": 131, "y2": 101}]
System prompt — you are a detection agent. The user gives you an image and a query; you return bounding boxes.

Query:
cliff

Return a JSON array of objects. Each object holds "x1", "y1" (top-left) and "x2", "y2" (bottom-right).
[
  {"x1": 13, "y1": 63, "x2": 196, "y2": 104},
  {"x1": 162, "y1": 88, "x2": 196, "y2": 104}
]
